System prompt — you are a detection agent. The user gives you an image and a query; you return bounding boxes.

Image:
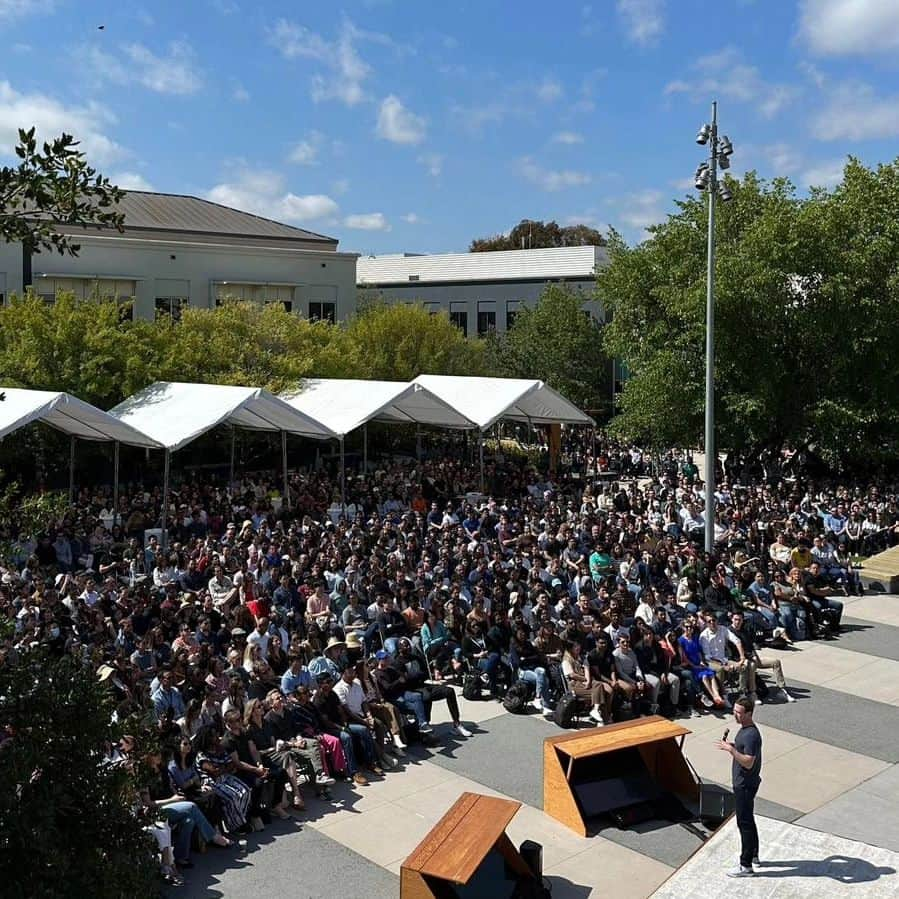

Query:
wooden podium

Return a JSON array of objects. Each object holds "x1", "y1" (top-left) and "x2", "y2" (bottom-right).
[
  {"x1": 543, "y1": 715, "x2": 698, "y2": 836},
  {"x1": 400, "y1": 792, "x2": 537, "y2": 898}
]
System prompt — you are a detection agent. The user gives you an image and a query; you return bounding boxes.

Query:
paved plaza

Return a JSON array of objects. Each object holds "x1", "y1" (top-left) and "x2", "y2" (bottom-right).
[{"x1": 181, "y1": 592, "x2": 899, "y2": 898}]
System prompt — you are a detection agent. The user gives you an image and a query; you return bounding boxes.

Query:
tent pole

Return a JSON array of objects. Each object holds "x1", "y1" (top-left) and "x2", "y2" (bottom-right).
[
  {"x1": 340, "y1": 436, "x2": 346, "y2": 508},
  {"x1": 478, "y1": 429, "x2": 484, "y2": 493},
  {"x1": 68, "y1": 436, "x2": 76, "y2": 504},
  {"x1": 281, "y1": 431, "x2": 289, "y2": 511},
  {"x1": 161, "y1": 448, "x2": 170, "y2": 554},
  {"x1": 363, "y1": 424, "x2": 368, "y2": 474},
  {"x1": 229, "y1": 427, "x2": 235, "y2": 485},
  {"x1": 113, "y1": 441, "x2": 120, "y2": 525}
]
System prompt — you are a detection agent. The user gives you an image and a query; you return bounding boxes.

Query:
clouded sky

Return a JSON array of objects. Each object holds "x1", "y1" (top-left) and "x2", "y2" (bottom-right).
[{"x1": 1, "y1": 0, "x2": 897, "y2": 251}]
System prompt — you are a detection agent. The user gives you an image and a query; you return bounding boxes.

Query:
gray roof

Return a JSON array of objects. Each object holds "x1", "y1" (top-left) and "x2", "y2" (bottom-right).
[{"x1": 108, "y1": 191, "x2": 338, "y2": 246}]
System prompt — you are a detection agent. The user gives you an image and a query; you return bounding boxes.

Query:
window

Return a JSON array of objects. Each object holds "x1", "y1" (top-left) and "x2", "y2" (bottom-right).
[
  {"x1": 477, "y1": 300, "x2": 496, "y2": 336},
  {"x1": 449, "y1": 301, "x2": 468, "y2": 334},
  {"x1": 213, "y1": 283, "x2": 295, "y2": 308},
  {"x1": 423, "y1": 302, "x2": 440, "y2": 315},
  {"x1": 155, "y1": 297, "x2": 186, "y2": 322},
  {"x1": 32, "y1": 277, "x2": 136, "y2": 307},
  {"x1": 308, "y1": 301, "x2": 336, "y2": 323},
  {"x1": 506, "y1": 300, "x2": 521, "y2": 331}
]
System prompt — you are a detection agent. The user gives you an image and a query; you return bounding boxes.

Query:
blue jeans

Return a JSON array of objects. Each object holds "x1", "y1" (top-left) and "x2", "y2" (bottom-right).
[
  {"x1": 345, "y1": 723, "x2": 376, "y2": 767},
  {"x1": 336, "y1": 729, "x2": 359, "y2": 774},
  {"x1": 777, "y1": 602, "x2": 804, "y2": 641},
  {"x1": 161, "y1": 800, "x2": 215, "y2": 862},
  {"x1": 395, "y1": 690, "x2": 427, "y2": 727},
  {"x1": 477, "y1": 652, "x2": 500, "y2": 694},
  {"x1": 812, "y1": 597, "x2": 843, "y2": 624},
  {"x1": 518, "y1": 666, "x2": 547, "y2": 700}
]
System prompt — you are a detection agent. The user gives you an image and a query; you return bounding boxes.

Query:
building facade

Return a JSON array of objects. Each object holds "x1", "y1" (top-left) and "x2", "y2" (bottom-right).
[
  {"x1": 0, "y1": 191, "x2": 358, "y2": 322},
  {"x1": 356, "y1": 245, "x2": 608, "y2": 336}
]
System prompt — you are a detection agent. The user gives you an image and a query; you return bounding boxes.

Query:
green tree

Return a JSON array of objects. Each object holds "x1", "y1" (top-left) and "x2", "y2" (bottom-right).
[
  {"x1": 470, "y1": 219, "x2": 606, "y2": 252},
  {"x1": 598, "y1": 161, "x2": 899, "y2": 468},
  {"x1": 0, "y1": 128, "x2": 124, "y2": 254},
  {"x1": 487, "y1": 284, "x2": 609, "y2": 411},
  {"x1": 345, "y1": 301, "x2": 487, "y2": 380},
  {"x1": 0, "y1": 650, "x2": 159, "y2": 898}
]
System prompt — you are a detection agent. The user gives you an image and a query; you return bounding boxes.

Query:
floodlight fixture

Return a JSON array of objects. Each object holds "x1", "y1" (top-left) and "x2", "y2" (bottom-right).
[
  {"x1": 696, "y1": 124, "x2": 711, "y2": 145},
  {"x1": 718, "y1": 154, "x2": 730, "y2": 170},
  {"x1": 718, "y1": 184, "x2": 733, "y2": 202},
  {"x1": 718, "y1": 136, "x2": 734, "y2": 156}
]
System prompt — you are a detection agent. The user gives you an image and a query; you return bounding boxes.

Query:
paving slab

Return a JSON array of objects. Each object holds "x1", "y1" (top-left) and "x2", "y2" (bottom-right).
[
  {"x1": 651, "y1": 815, "x2": 899, "y2": 898},
  {"x1": 837, "y1": 618, "x2": 899, "y2": 662}
]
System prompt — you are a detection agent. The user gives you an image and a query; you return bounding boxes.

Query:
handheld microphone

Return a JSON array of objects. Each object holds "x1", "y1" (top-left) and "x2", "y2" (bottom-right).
[{"x1": 723, "y1": 728, "x2": 730, "y2": 742}]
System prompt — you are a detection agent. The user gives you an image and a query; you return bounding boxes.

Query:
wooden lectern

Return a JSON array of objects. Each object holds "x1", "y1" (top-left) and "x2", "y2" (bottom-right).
[
  {"x1": 543, "y1": 715, "x2": 698, "y2": 836},
  {"x1": 400, "y1": 792, "x2": 537, "y2": 898}
]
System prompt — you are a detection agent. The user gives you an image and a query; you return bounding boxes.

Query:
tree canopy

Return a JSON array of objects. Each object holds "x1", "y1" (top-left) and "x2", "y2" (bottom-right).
[
  {"x1": 598, "y1": 159, "x2": 899, "y2": 468},
  {"x1": 0, "y1": 128, "x2": 124, "y2": 255},
  {"x1": 487, "y1": 284, "x2": 609, "y2": 412},
  {"x1": 470, "y1": 219, "x2": 606, "y2": 252}
]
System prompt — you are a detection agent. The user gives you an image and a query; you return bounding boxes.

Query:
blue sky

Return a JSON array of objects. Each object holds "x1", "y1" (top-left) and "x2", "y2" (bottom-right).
[{"x1": 1, "y1": 0, "x2": 898, "y2": 252}]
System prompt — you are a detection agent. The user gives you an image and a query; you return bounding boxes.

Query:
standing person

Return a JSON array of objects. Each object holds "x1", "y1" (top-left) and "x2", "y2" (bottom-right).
[{"x1": 716, "y1": 696, "x2": 763, "y2": 878}]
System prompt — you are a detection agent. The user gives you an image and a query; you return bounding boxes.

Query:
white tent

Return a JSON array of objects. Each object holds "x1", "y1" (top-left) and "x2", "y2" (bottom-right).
[
  {"x1": 109, "y1": 381, "x2": 337, "y2": 548},
  {"x1": 0, "y1": 386, "x2": 161, "y2": 506},
  {"x1": 282, "y1": 378, "x2": 478, "y2": 501},
  {"x1": 411, "y1": 375, "x2": 594, "y2": 430},
  {"x1": 411, "y1": 375, "x2": 594, "y2": 489}
]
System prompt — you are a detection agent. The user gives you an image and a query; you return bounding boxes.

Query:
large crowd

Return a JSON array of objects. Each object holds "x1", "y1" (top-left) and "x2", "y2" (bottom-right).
[{"x1": 2, "y1": 439, "x2": 898, "y2": 886}]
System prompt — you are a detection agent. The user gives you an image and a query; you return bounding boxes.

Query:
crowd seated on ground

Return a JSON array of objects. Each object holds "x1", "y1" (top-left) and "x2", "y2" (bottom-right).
[{"x1": 2, "y1": 439, "x2": 898, "y2": 885}]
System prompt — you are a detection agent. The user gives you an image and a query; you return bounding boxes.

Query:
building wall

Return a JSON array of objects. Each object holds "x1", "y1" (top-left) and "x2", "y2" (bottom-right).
[
  {"x1": 0, "y1": 234, "x2": 358, "y2": 322},
  {"x1": 359, "y1": 278, "x2": 603, "y2": 336}
]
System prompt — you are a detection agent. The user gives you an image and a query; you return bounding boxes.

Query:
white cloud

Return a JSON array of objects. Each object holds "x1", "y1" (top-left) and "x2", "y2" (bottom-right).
[
  {"x1": 801, "y1": 159, "x2": 845, "y2": 188},
  {"x1": 418, "y1": 153, "x2": 443, "y2": 177},
  {"x1": 0, "y1": 0, "x2": 51, "y2": 20},
  {"x1": 402, "y1": 212, "x2": 422, "y2": 224},
  {"x1": 536, "y1": 77, "x2": 563, "y2": 102},
  {"x1": 757, "y1": 142, "x2": 803, "y2": 175},
  {"x1": 110, "y1": 172, "x2": 154, "y2": 191},
  {"x1": 616, "y1": 189, "x2": 667, "y2": 233},
  {"x1": 270, "y1": 18, "x2": 388, "y2": 107},
  {"x1": 288, "y1": 141, "x2": 317, "y2": 165},
  {"x1": 553, "y1": 131, "x2": 584, "y2": 145},
  {"x1": 332, "y1": 178, "x2": 350, "y2": 195},
  {"x1": 617, "y1": 0, "x2": 665, "y2": 46},
  {"x1": 206, "y1": 170, "x2": 339, "y2": 224},
  {"x1": 664, "y1": 46, "x2": 798, "y2": 118},
  {"x1": 518, "y1": 157, "x2": 592, "y2": 191},
  {"x1": 812, "y1": 80, "x2": 899, "y2": 140},
  {"x1": 376, "y1": 95, "x2": 426, "y2": 144},
  {"x1": 0, "y1": 80, "x2": 124, "y2": 164},
  {"x1": 83, "y1": 41, "x2": 203, "y2": 95},
  {"x1": 233, "y1": 83, "x2": 250, "y2": 102},
  {"x1": 344, "y1": 212, "x2": 390, "y2": 231},
  {"x1": 799, "y1": 0, "x2": 899, "y2": 56}
]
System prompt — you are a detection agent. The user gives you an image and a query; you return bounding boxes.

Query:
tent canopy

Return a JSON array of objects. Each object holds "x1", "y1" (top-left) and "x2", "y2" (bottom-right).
[
  {"x1": 0, "y1": 387, "x2": 160, "y2": 447},
  {"x1": 412, "y1": 375, "x2": 594, "y2": 431},
  {"x1": 108, "y1": 381, "x2": 337, "y2": 452},
  {"x1": 281, "y1": 379, "x2": 477, "y2": 436}
]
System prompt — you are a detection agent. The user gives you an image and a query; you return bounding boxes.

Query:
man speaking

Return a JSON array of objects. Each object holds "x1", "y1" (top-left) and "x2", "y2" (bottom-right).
[{"x1": 715, "y1": 695, "x2": 762, "y2": 877}]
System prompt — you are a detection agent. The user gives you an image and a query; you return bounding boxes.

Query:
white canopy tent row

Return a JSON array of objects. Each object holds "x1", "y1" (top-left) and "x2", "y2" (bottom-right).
[
  {"x1": 280, "y1": 378, "x2": 478, "y2": 502},
  {"x1": 0, "y1": 387, "x2": 163, "y2": 513},
  {"x1": 108, "y1": 382, "x2": 338, "y2": 550},
  {"x1": 412, "y1": 375, "x2": 596, "y2": 489}
]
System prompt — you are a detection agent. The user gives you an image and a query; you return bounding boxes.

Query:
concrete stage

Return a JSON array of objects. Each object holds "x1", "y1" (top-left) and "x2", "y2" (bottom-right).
[{"x1": 651, "y1": 815, "x2": 899, "y2": 898}]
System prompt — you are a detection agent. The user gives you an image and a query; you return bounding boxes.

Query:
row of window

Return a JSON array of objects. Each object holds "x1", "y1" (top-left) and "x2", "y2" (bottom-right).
[{"x1": 447, "y1": 300, "x2": 521, "y2": 335}]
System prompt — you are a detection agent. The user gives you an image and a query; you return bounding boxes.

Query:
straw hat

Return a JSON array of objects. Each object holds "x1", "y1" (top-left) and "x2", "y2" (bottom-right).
[{"x1": 325, "y1": 636, "x2": 346, "y2": 652}]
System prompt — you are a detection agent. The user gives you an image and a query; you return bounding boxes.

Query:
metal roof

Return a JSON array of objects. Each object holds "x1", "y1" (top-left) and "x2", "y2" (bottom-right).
[
  {"x1": 102, "y1": 191, "x2": 338, "y2": 246},
  {"x1": 357, "y1": 246, "x2": 608, "y2": 285}
]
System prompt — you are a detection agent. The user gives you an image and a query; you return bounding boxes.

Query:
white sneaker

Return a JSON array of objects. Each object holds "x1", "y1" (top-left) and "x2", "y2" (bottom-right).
[
  {"x1": 453, "y1": 724, "x2": 473, "y2": 738},
  {"x1": 530, "y1": 699, "x2": 543, "y2": 712},
  {"x1": 783, "y1": 689, "x2": 796, "y2": 703},
  {"x1": 419, "y1": 723, "x2": 433, "y2": 734},
  {"x1": 690, "y1": 708, "x2": 702, "y2": 719},
  {"x1": 588, "y1": 709, "x2": 604, "y2": 723},
  {"x1": 542, "y1": 703, "x2": 554, "y2": 717},
  {"x1": 392, "y1": 734, "x2": 407, "y2": 750},
  {"x1": 726, "y1": 866, "x2": 755, "y2": 878},
  {"x1": 315, "y1": 774, "x2": 336, "y2": 787}
]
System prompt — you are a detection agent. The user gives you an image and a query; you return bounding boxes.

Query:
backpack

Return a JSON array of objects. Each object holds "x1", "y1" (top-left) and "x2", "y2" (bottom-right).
[
  {"x1": 462, "y1": 672, "x2": 483, "y2": 701},
  {"x1": 553, "y1": 691, "x2": 580, "y2": 729},
  {"x1": 502, "y1": 682, "x2": 530, "y2": 714}
]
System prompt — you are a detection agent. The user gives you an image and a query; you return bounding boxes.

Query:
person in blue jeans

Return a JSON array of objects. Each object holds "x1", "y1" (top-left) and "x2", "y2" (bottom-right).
[
  {"x1": 509, "y1": 627, "x2": 552, "y2": 714},
  {"x1": 144, "y1": 749, "x2": 232, "y2": 868},
  {"x1": 371, "y1": 650, "x2": 431, "y2": 732}
]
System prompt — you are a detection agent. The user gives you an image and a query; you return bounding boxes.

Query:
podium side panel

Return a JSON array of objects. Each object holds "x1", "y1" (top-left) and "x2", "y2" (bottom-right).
[{"x1": 543, "y1": 742, "x2": 587, "y2": 837}]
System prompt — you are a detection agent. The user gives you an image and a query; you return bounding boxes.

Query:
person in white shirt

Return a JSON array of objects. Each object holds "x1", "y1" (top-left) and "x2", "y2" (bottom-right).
[
  {"x1": 333, "y1": 663, "x2": 393, "y2": 769},
  {"x1": 699, "y1": 612, "x2": 749, "y2": 701}
]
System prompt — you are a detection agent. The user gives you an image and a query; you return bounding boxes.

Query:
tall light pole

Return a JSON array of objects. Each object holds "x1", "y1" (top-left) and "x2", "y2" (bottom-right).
[{"x1": 694, "y1": 101, "x2": 734, "y2": 553}]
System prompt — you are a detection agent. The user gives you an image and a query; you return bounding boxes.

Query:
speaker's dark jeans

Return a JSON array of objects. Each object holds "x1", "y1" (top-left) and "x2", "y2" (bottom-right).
[{"x1": 734, "y1": 782, "x2": 760, "y2": 868}]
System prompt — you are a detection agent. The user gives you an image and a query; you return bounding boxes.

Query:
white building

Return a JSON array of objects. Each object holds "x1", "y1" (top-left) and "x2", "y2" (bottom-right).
[
  {"x1": 356, "y1": 245, "x2": 608, "y2": 336},
  {"x1": 0, "y1": 191, "x2": 358, "y2": 322}
]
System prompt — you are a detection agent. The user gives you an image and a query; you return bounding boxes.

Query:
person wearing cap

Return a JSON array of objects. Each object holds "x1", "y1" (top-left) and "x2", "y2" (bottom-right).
[{"x1": 307, "y1": 636, "x2": 345, "y2": 683}]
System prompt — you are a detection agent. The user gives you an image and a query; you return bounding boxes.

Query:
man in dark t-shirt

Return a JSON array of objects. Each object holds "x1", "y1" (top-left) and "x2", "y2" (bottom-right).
[{"x1": 716, "y1": 695, "x2": 762, "y2": 877}]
